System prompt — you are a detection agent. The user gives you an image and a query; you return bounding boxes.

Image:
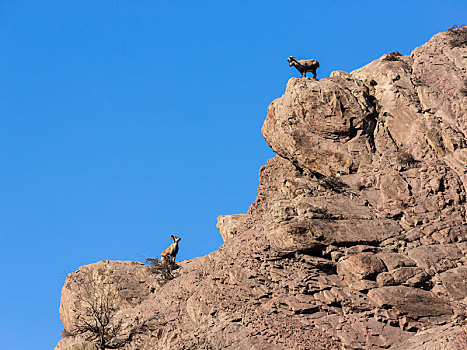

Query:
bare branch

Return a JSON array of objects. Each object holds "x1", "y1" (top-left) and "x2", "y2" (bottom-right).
[{"x1": 71, "y1": 272, "x2": 124, "y2": 350}]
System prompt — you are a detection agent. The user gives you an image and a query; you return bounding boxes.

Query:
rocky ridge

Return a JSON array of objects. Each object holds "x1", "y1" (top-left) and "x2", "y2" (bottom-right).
[{"x1": 56, "y1": 27, "x2": 467, "y2": 350}]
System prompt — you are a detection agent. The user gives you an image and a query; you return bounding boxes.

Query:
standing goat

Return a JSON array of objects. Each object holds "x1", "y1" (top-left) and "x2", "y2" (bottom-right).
[
  {"x1": 287, "y1": 56, "x2": 320, "y2": 79},
  {"x1": 161, "y1": 235, "x2": 181, "y2": 262}
]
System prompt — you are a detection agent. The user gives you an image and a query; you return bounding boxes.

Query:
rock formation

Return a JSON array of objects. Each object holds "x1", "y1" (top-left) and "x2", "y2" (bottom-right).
[{"x1": 55, "y1": 27, "x2": 467, "y2": 350}]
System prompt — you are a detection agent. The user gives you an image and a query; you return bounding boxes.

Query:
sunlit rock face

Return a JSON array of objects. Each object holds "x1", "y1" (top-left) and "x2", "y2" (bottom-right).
[{"x1": 56, "y1": 27, "x2": 467, "y2": 350}]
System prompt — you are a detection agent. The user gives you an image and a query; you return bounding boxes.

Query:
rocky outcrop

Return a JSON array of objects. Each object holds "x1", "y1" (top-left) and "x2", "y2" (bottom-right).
[
  {"x1": 217, "y1": 214, "x2": 250, "y2": 242},
  {"x1": 56, "y1": 27, "x2": 467, "y2": 350}
]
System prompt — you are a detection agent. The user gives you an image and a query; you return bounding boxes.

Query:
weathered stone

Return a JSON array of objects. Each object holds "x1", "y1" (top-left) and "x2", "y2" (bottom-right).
[
  {"x1": 376, "y1": 272, "x2": 396, "y2": 287},
  {"x1": 390, "y1": 267, "x2": 429, "y2": 287},
  {"x1": 432, "y1": 266, "x2": 467, "y2": 301},
  {"x1": 407, "y1": 244, "x2": 464, "y2": 274},
  {"x1": 69, "y1": 343, "x2": 98, "y2": 350},
  {"x1": 262, "y1": 75, "x2": 376, "y2": 177},
  {"x1": 217, "y1": 214, "x2": 250, "y2": 242},
  {"x1": 337, "y1": 253, "x2": 386, "y2": 281},
  {"x1": 269, "y1": 217, "x2": 400, "y2": 254},
  {"x1": 376, "y1": 252, "x2": 416, "y2": 270},
  {"x1": 391, "y1": 323, "x2": 467, "y2": 350},
  {"x1": 368, "y1": 286, "x2": 453, "y2": 319}
]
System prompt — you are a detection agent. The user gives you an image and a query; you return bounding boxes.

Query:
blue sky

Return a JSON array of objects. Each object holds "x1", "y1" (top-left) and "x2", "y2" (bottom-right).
[{"x1": 1, "y1": 1, "x2": 465, "y2": 349}]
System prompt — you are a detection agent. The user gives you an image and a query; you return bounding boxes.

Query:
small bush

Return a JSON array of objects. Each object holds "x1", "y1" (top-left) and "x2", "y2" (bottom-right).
[
  {"x1": 397, "y1": 149, "x2": 417, "y2": 168},
  {"x1": 319, "y1": 175, "x2": 348, "y2": 193},
  {"x1": 411, "y1": 76, "x2": 423, "y2": 87},
  {"x1": 313, "y1": 206, "x2": 336, "y2": 220},
  {"x1": 71, "y1": 272, "x2": 157, "y2": 349},
  {"x1": 383, "y1": 51, "x2": 402, "y2": 62},
  {"x1": 146, "y1": 258, "x2": 176, "y2": 281},
  {"x1": 73, "y1": 273, "x2": 123, "y2": 350},
  {"x1": 447, "y1": 25, "x2": 467, "y2": 48}
]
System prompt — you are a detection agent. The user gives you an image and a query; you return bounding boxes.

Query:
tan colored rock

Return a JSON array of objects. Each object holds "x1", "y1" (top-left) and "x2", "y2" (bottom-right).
[
  {"x1": 376, "y1": 252, "x2": 416, "y2": 270},
  {"x1": 69, "y1": 343, "x2": 98, "y2": 350},
  {"x1": 55, "y1": 338, "x2": 99, "y2": 350},
  {"x1": 369, "y1": 286, "x2": 453, "y2": 319},
  {"x1": 432, "y1": 266, "x2": 467, "y2": 301},
  {"x1": 390, "y1": 267, "x2": 429, "y2": 287},
  {"x1": 391, "y1": 323, "x2": 467, "y2": 350},
  {"x1": 411, "y1": 29, "x2": 467, "y2": 130},
  {"x1": 216, "y1": 214, "x2": 250, "y2": 242},
  {"x1": 269, "y1": 217, "x2": 401, "y2": 254},
  {"x1": 376, "y1": 272, "x2": 396, "y2": 287},
  {"x1": 337, "y1": 253, "x2": 386, "y2": 281},
  {"x1": 407, "y1": 244, "x2": 464, "y2": 275},
  {"x1": 262, "y1": 76, "x2": 376, "y2": 176}
]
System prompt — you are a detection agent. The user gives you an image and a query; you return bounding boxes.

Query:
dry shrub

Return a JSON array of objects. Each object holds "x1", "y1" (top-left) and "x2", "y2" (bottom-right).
[
  {"x1": 319, "y1": 175, "x2": 348, "y2": 193},
  {"x1": 313, "y1": 206, "x2": 337, "y2": 220},
  {"x1": 72, "y1": 273, "x2": 123, "y2": 350},
  {"x1": 447, "y1": 25, "x2": 467, "y2": 48},
  {"x1": 146, "y1": 258, "x2": 176, "y2": 281},
  {"x1": 397, "y1": 148, "x2": 417, "y2": 168},
  {"x1": 71, "y1": 272, "x2": 160, "y2": 349},
  {"x1": 383, "y1": 51, "x2": 402, "y2": 62}
]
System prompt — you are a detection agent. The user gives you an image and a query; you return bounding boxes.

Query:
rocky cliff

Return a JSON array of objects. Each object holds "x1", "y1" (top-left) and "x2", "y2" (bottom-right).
[{"x1": 55, "y1": 27, "x2": 467, "y2": 350}]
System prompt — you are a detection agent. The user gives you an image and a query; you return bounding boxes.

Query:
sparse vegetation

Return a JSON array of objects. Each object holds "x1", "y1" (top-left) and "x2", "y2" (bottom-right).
[
  {"x1": 383, "y1": 51, "x2": 402, "y2": 62},
  {"x1": 146, "y1": 257, "x2": 177, "y2": 281},
  {"x1": 313, "y1": 206, "x2": 335, "y2": 220},
  {"x1": 447, "y1": 25, "x2": 467, "y2": 48},
  {"x1": 71, "y1": 273, "x2": 155, "y2": 349},
  {"x1": 396, "y1": 148, "x2": 417, "y2": 168},
  {"x1": 72, "y1": 273, "x2": 123, "y2": 350},
  {"x1": 318, "y1": 175, "x2": 348, "y2": 193}
]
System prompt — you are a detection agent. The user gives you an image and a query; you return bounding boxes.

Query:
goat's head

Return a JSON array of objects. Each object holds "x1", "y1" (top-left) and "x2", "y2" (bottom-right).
[
  {"x1": 287, "y1": 56, "x2": 296, "y2": 66},
  {"x1": 170, "y1": 235, "x2": 181, "y2": 243}
]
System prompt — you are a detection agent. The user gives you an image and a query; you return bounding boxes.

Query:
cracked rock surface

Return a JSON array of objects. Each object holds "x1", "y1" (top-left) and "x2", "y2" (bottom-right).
[{"x1": 56, "y1": 27, "x2": 467, "y2": 349}]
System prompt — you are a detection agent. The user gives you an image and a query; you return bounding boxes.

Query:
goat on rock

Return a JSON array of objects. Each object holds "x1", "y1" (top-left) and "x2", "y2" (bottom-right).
[
  {"x1": 287, "y1": 56, "x2": 320, "y2": 79},
  {"x1": 161, "y1": 235, "x2": 181, "y2": 262}
]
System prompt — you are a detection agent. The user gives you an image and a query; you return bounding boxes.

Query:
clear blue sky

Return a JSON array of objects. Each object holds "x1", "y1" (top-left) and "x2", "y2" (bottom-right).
[{"x1": 1, "y1": 1, "x2": 465, "y2": 349}]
